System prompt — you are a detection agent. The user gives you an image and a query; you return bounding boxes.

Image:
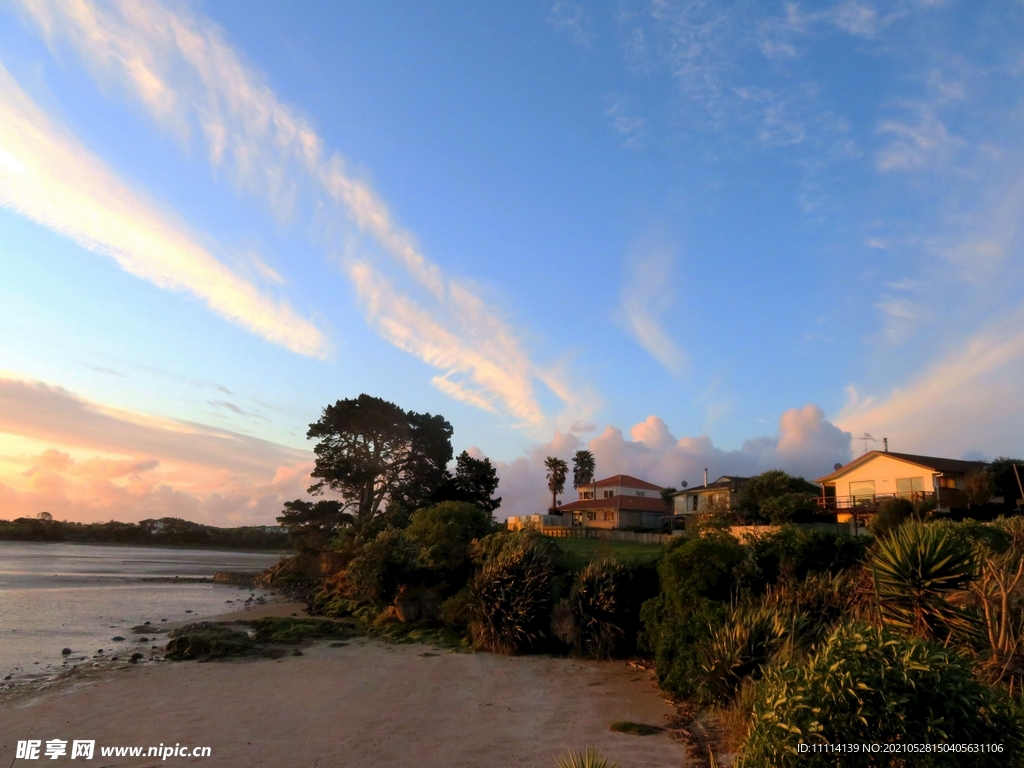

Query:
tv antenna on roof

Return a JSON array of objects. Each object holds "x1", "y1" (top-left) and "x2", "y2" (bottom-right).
[{"x1": 857, "y1": 433, "x2": 877, "y2": 454}]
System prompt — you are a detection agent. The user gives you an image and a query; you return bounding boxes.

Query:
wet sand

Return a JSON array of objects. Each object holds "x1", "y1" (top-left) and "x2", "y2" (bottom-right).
[{"x1": 2, "y1": 611, "x2": 688, "y2": 767}]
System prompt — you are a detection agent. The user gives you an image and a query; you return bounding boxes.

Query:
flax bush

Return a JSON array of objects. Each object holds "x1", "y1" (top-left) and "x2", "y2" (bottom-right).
[
  {"x1": 570, "y1": 558, "x2": 632, "y2": 658},
  {"x1": 737, "y1": 622, "x2": 1024, "y2": 767},
  {"x1": 469, "y1": 533, "x2": 556, "y2": 654}
]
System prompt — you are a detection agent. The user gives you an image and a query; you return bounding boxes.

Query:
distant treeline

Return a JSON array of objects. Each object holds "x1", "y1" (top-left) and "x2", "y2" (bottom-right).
[{"x1": 0, "y1": 515, "x2": 290, "y2": 550}]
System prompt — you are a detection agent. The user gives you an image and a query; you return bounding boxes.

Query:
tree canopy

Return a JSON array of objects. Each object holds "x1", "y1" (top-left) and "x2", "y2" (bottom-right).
[
  {"x1": 545, "y1": 456, "x2": 568, "y2": 511},
  {"x1": 306, "y1": 394, "x2": 454, "y2": 531},
  {"x1": 276, "y1": 499, "x2": 353, "y2": 553},
  {"x1": 431, "y1": 450, "x2": 502, "y2": 513},
  {"x1": 736, "y1": 470, "x2": 820, "y2": 524},
  {"x1": 572, "y1": 450, "x2": 596, "y2": 490}
]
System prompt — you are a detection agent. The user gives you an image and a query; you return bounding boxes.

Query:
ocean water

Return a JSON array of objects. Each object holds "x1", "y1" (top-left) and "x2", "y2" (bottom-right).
[{"x1": 0, "y1": 541, "x2": 284, "y2": 682}]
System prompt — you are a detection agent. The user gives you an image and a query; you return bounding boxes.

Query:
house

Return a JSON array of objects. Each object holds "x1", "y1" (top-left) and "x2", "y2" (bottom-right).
[
  {"x1": 556, "y1": 474, "x2": 671, "y2": 530},
  {"x1": 671, "y1": 476, "x2": 749, "y2": 530},
  {"x1": 814, "y1": 450, "x2": 988, "y2": 517}
]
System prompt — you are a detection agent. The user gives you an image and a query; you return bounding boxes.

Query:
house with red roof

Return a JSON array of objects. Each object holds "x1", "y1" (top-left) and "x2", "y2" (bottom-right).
[{"x1": 556, "y1": 474, "x2": 671, "y2": 530}]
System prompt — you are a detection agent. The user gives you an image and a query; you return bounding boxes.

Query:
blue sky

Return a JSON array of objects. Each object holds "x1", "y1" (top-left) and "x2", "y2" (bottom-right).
[{"x1": 1, "y1": 0, "x2": 1023, "y2": 523}]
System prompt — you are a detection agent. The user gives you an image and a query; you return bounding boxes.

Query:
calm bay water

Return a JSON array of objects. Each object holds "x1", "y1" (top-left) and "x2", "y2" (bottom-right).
[{"x1": 0, "y1": 541, "x2": 284, "y2": 682}]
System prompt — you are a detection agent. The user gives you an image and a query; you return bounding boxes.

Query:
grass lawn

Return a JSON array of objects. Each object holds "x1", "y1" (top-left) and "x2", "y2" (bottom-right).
[{"x1": 550, "y1": 536, "x2": 664, "y2": 571}]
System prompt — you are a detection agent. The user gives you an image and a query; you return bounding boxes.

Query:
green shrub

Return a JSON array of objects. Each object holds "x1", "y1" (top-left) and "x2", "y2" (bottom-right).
[
  {"x1": 405, "y1": 501, "x2": 495, "y2": 570},
  {"x1": 659, "y1": 533, "x2": 745, "y2": 606},
  {"x1": 738, "y1": 526, "x2": 867, "y2": 593},
  {"x1": 870, "y1": 497, "x2": 914, "y2": 539},
  {"x1": 738, "y1": 622, "x2": 1024, "y2": 767},
  {"x1": 640, "y1": 595, "x2": 726, "y2": 698},
  {"x1": 872, "y1": 521, "x2": 978, "y2": 640},
  {"x1": 570, "y1": 558, "x2": 633, "y2": 658},
  {"x1": 470, "y1": 534, "x2": 556, "y2": 654},
  {"x1": 697, "y1": 572, "x2": 859, "y2": 706},
  {"x1": 341, "y1": 527, "x2": 420, "y2": 605}
]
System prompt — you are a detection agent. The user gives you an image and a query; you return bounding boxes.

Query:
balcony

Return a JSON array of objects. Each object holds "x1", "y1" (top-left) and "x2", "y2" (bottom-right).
[{"x1": 816, "y1": 491, "x2": 936, "y2": 513}]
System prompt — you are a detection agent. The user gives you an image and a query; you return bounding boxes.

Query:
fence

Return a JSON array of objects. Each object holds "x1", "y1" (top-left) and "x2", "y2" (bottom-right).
[{"x1": 539, "y1": 527, "x2": 673, "y2": 545}]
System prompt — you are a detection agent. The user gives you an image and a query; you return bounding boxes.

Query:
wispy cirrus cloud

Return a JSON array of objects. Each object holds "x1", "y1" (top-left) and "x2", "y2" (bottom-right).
[
  {"x1": 18, "y1": 0, "x2": 582, "y2": 432},
  {"x1": 619, "y1": 243, "x2": 686, "y2": 376},
  {"x1": 837, "y1": 304, "x2": 1024, "y2": 458},
  {"x1": 0, "y1": 61, "x2": 328, "y2": 358}
]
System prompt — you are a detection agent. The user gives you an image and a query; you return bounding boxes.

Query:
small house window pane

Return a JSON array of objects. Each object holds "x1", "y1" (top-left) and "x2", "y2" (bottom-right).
[
  {"x1": 896, "y1": 477, "x2": 924, "y2": 495},
  {"x1": 849, "y1": 480, "x2": 875, "y2": 498},
  {"x1": 603, "y1": 511, "x2": 614, "y2": 521}
]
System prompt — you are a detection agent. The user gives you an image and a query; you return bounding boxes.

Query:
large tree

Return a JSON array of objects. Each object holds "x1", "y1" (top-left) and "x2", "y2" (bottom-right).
[
  {"x1": 572, "y1": 450, "x2": 596, "y2": 490},
  {"x1": 306, "y1": 394, "x2": 453, "y2": 532},
  {"x1": 276, "y1": 499, "x2": 353, "y2": 553},
  {"x1": 545, "y1": 456, "x2": 569, "y2": 511},
  {"x1": 431, "y1": 450, "x2": 502, "y2": 513}
]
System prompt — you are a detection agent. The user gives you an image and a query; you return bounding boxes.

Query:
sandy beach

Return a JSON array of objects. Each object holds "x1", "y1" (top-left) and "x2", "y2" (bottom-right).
[{"x1": 2, "y1": 604, "x2": 689, "y2": 767}]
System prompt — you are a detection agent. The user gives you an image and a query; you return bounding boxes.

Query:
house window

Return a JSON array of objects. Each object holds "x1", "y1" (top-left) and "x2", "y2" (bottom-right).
[
  {"x1": 687, "y1": 496, "x2": 698, "y2": 512},
  {"x1": 586, "y1": 511, "x2": 597, "y2": 521},
  {"x1": 896, "y1": 477, "x2": 924, "y2": 496},
  {"x1": 579, "y1": 491, "x2": 594, "y2": 500},
  {"x1": 635, "y1": 491, "x2": 645, "y2": 496},
  {"x1": 603, "y1": 511, "x2": 614, "y2": 521},
  {"x1": 603, "y1": 490, "x2": 614, "y2": 498},
  {"x1": 938, "y1": 477, "x2": 965, "y2": 490},
  {"x1": 849, "y1": 480, "x2": 875, "y2": 499}
]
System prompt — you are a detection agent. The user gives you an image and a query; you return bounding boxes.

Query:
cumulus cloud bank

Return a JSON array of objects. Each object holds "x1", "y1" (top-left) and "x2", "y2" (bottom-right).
[{"x1": 489, "y1": 403, "x2": 852, "y2": 519}]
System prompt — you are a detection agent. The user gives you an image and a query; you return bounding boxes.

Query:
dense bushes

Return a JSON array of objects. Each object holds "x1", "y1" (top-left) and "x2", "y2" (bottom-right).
[
  {"x1": 568, "y1": 558, "x2": 633, "y2": 658},
  {"x1": 738, "y1": 622, "x2": 1024, "y2": 767},
  {"x1": 738, "y1": 526, "x2": 867, "y2": 592},
  {"x1": 469, "y1": 532, "x2": 557, "y2": 654},
  {"x1": 869, "y1": 496, "x2": 914, "y2": 539},
  {"x1": 640, "y1": 527, "x2": 869, "y2": 699}
]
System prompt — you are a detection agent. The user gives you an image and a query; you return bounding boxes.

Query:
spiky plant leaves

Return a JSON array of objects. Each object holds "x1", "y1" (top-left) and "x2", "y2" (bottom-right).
[
  {"x1": 571, "y1": 558, "x2": 630, "y2": 658},
  {"x1": 470, "y1": 537, "x2": 555, "y2": 654},
  {"x1": 556, "y1": 748, "x2": 618, "y2": 768},
  {"x1": 698, "y1": 602, "x2": 789, "y2": 706},
  {"x1": 737, "y1": 622, "x2": 1024, "y2": 767},
  {"x1": 871, "y1": 521, "x2": 979, "y2": 640}
]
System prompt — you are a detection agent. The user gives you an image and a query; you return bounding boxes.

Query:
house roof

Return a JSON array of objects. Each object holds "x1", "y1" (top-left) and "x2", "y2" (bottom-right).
[
  {"x1": 557, "y1": 495, "x2": 671, "y2": 513},
  {"x1": 815, "y1": 450, "x2": 987, "y2": 484},
  {"x1": 672, "y1": 476, "x2": 749, "y2": 496},
  {"x1": 590, "y1": 474, "x2": 665, "y2": 491}
]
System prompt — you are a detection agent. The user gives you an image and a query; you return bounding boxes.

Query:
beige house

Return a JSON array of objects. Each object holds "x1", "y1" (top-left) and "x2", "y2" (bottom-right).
[
  {"x1": 815, "y1": 450, "x2": 987, "y2": 516},
  {"x1": 671, "y1": 476, "x2": 748, "y2": 518},
  {"x1": 557, "y1": 474, "x2": 671, "y2": 530}
]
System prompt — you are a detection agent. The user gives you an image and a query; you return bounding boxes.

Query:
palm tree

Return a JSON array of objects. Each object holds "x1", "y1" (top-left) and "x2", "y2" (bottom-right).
[
  {"x1": 545, "y1": 456, "x2": 569, "y2": 512},
  {"x1": 572, "y1": 450, "x2": 596, "y2": 491}
]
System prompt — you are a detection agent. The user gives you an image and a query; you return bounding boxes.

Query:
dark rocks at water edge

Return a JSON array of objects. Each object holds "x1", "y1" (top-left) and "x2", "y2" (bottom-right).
[
  {"x1": 112, "y1": 636, "x2": 125, "y2": 642},
  {"x1": 164, "y1": 617, "x2": 359, "y2": 661},
  {"x1": 61, "y1": 648, "x2": 72, "y2": 655},
  {"x1": 212, "y1": 571, "x2": 261, "y2": 588}
]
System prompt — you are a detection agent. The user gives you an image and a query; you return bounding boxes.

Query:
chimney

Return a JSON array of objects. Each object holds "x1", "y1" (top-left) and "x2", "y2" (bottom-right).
[
  {"x1": 704, "y1": 468, "x2": 708, "y2": 487},
  {"x1": 883, "y1": 438, "x2": 888, "y2": 453}
]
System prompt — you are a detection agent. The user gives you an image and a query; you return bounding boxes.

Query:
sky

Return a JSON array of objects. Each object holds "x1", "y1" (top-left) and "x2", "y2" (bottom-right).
[{"x1": 1, "y1": 0, "x2": 1023, "y2": 524}]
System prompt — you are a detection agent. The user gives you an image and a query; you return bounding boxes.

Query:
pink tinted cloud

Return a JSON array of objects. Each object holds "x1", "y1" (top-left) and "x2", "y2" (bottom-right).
[{"x1": 0, "y1": 376, "x2": 315, "y2": 525}]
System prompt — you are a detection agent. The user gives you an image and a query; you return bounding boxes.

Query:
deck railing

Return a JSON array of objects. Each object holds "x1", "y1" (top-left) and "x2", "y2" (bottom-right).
[{"x1": 816, "y1": 491, "x2": 935, "y2": 512}]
